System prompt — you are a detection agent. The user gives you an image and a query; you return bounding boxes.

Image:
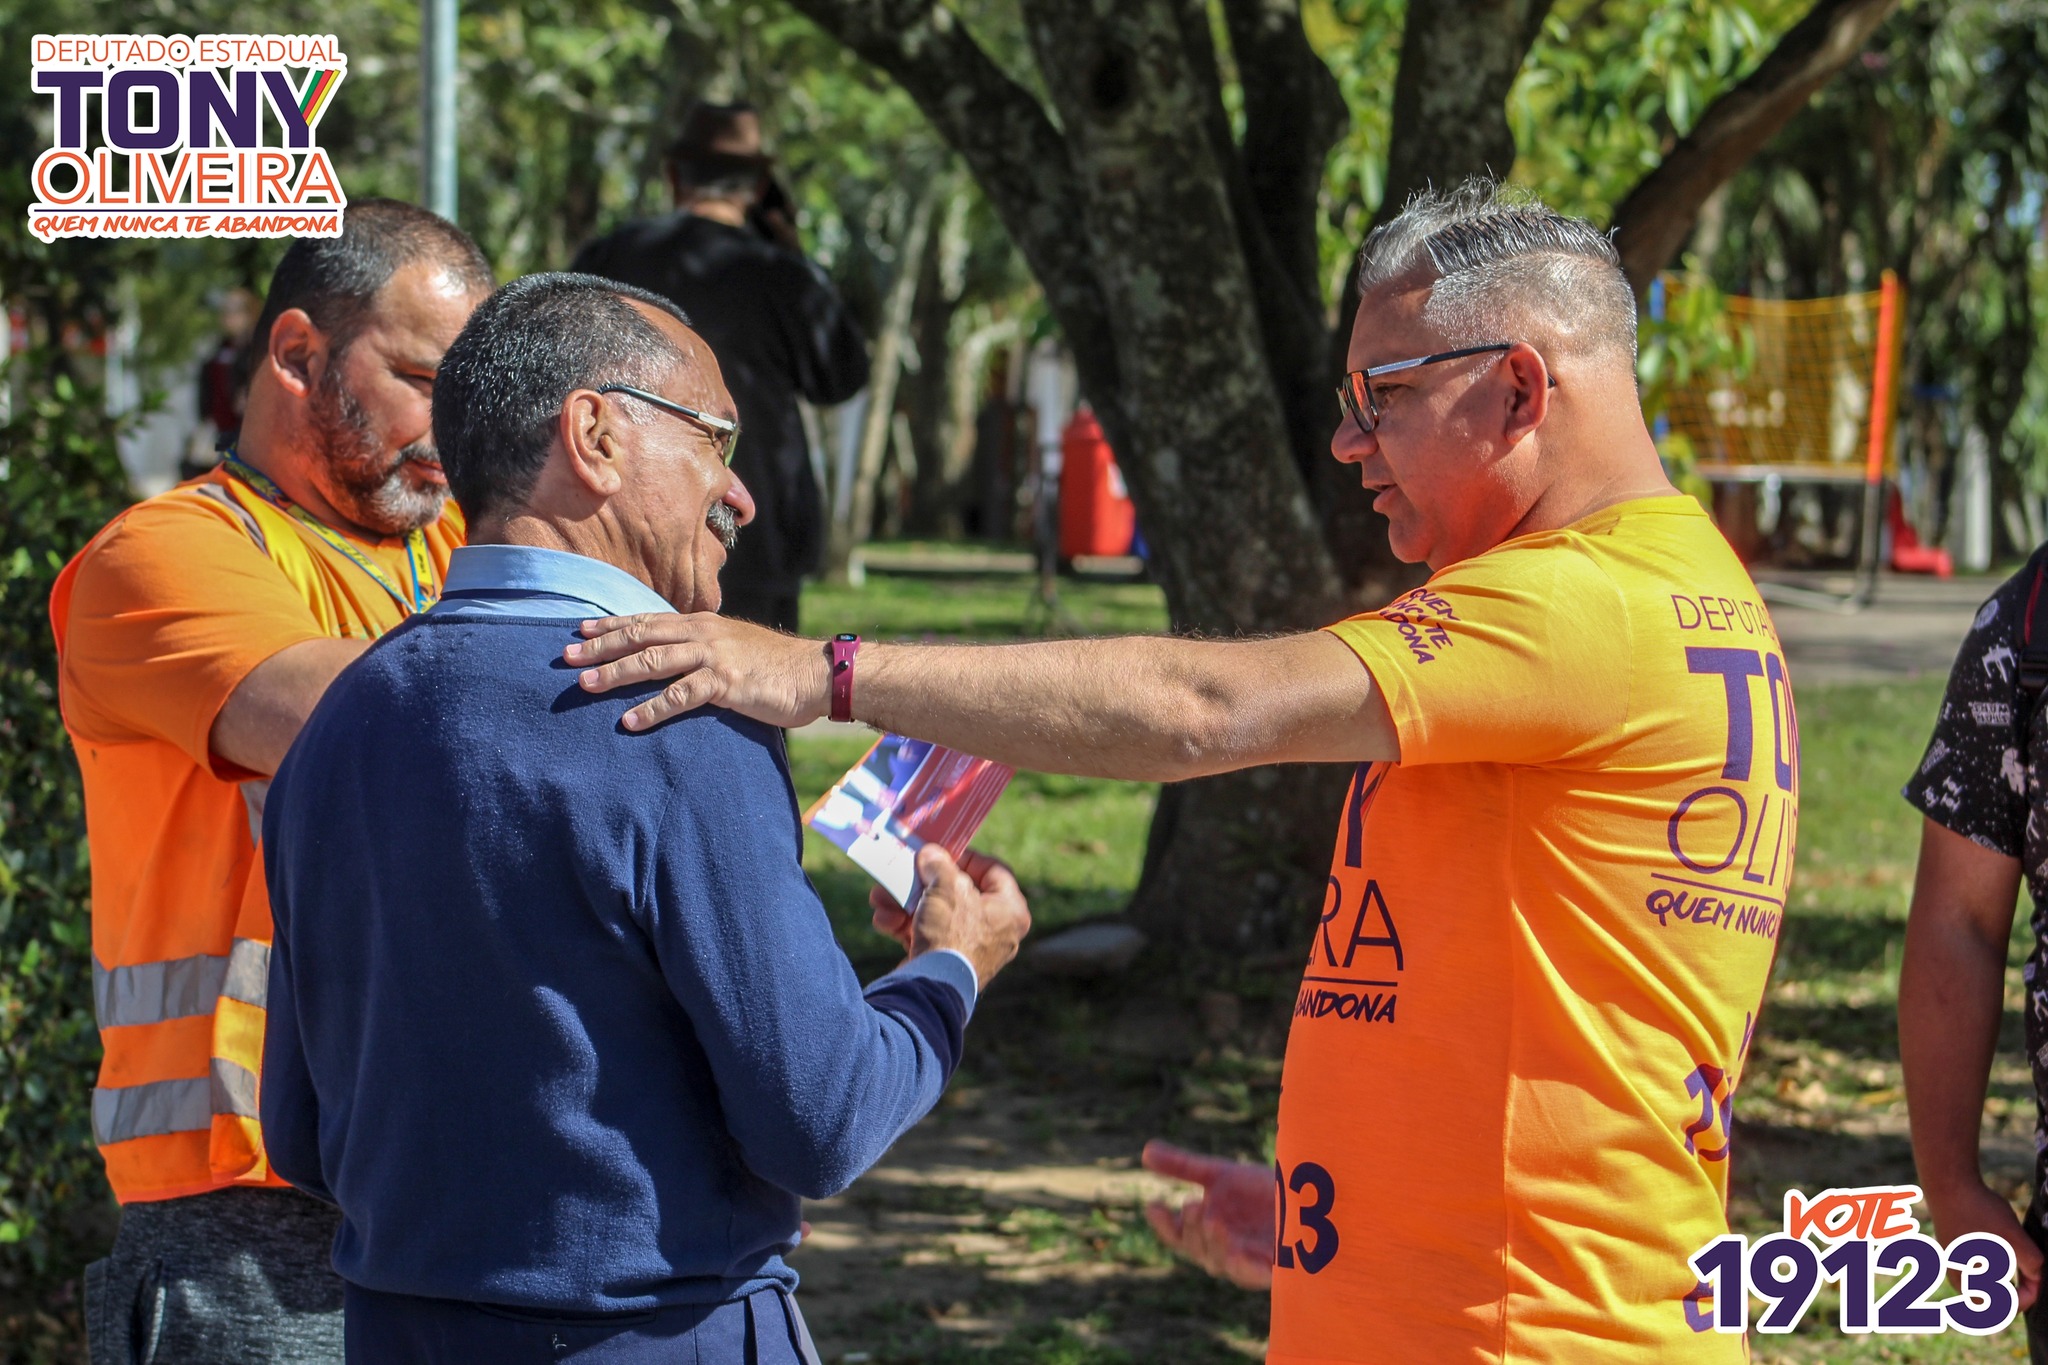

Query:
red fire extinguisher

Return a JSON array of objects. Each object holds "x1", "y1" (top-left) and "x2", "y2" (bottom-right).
[{"x1": 1058, "y1": 405, "x2": 1136, "y2": 558}]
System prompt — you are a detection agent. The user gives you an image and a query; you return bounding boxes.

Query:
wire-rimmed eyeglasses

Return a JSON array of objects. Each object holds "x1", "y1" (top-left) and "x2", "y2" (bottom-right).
[
  {"x1": 1336, "y1": 342, "x2": 1553, "y2": 436},
  {"x1": 596, "y1": 383, "x2": 741, "y2": 467}
]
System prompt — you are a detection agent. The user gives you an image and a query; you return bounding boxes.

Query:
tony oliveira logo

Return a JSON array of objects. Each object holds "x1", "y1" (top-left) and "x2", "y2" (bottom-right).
[{"x1": 29, "y1": 33, "x2": 347, "y2": 243}]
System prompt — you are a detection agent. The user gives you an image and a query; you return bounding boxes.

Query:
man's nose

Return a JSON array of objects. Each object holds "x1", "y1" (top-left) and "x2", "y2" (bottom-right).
[
  {"x1": 722, "y1": 472, "x2": 757, "y2": 526},
  {"x1": 1329, "y1": 415, "x2": 1376, "y2": 466}
]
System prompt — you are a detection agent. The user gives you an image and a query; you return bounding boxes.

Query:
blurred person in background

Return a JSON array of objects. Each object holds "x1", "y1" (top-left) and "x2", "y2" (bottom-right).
[
  {"x1": 50, "y1": 199, "x2": 491, "y2": 1365},
  {"x1": 572, "y1": 100, "x2": 868, "y2": 633},
  {"x1": 180, "y1": 285, "x2": 258, "y2": 481}
]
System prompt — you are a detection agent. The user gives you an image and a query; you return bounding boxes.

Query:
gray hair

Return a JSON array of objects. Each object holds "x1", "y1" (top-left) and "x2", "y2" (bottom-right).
[
  {"x1": 434, "y1": 272, "x2": 692, "y2": 521},
  {"x1": 1356, "y1": 179, "x2": 1638, "y2": 365}
]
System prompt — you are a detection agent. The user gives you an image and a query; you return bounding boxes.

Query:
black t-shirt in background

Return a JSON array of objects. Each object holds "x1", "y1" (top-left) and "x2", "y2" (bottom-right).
[
  {"x1": 1905, "y1": 563, "x2": 2048, "y2": 1221},
  {"x1": 572, "y1": 213, "x2": 871, "y2": 600}
]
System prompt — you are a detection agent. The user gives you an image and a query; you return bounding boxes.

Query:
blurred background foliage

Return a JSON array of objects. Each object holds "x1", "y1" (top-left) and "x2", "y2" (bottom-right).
[{"x1": 0, "y1": 375, "x2": 132, "y2": 1344}]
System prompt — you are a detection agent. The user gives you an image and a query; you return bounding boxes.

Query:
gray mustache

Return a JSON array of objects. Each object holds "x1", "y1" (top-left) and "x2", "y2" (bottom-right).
[{"x1": 706, "y1": 501, "x2": 739, "y2": 550}]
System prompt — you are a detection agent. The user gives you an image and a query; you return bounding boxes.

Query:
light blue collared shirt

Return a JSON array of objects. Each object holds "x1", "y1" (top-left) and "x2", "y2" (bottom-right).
[
  {"x1": 425, "y1": 542, "x2": 980, "y2": 1011},
  {"x1": 432, "y1": 543, "x2": 676, "y2": 620}
]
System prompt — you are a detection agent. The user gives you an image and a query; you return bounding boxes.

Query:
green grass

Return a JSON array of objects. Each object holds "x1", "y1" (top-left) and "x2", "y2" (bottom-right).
[
  {"x1": 791, "y1": 560, "x2": 1167, "y2": 971},
  {"x1": 803, "y1": 565, "x2": 1169, "y2": 643}
]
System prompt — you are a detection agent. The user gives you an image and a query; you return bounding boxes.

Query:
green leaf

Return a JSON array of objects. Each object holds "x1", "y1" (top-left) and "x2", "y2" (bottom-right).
[{"x1": 1666, "y1": 66, "x2": 1694, "y2": 134}]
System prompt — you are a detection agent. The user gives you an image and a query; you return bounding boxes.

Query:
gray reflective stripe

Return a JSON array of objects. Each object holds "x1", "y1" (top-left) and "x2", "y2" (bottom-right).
[
  {"x1": 187, "y1": 481, "x2": 269, "y2": 554},
  {"x1": 91, "y1": 938, "x2": 267, "y2": 1028},
  {"x1": 240, "y1": 780, "x2": 269, "y2": 847},
  {"x1": 91, "y1": 1061, "x2": 261, "y2": 1146},
  {"x1": 221, "y1": 938, "x2": 269, "y2": 1009},
  {"x1": 92, "y1": 1076, "x2": 211, "y2": 1145},
  {"x1": 209, "y1": 1057, "x2": 259, "y2": 1120},
  {"x1": 92, "y1": 953, "x2": 229, "y2": 1029}
]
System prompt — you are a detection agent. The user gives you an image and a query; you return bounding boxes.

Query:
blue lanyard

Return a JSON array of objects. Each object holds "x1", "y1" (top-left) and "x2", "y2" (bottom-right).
[{"x1": 222, "y1": 452, "x2": 437, "y2": 615}]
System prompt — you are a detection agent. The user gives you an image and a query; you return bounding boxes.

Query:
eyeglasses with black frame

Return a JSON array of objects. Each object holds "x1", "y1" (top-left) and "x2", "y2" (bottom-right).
[
  {"x1": 595, "y1": 383, "x2": 741, "y2": 467},
  {"x1": 1335, "y1": 342, "x2": 1554, "y2": 437}
]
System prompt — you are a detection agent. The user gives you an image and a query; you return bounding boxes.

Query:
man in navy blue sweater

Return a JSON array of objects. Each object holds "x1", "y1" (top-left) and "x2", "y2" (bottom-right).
[{"x1": 259, "y1": 271, "x2": 1031, "y2": 1364}]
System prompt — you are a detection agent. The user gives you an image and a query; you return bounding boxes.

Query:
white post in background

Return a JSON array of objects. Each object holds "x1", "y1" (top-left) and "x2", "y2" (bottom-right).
[
  {"x1": 827, "y1": 392, "x2": 869, "y2": 584},
  {"x1": 1953, "y1": 426, "x2": 1994, "y2": 571},
  {"x1": 107, "y1": 279, "x2": 194, "y2": 495},
  {"x1": 421, "y1": 0, "x2": 459, "y2": 220},
  {"x1": 1025, "y1": 339, "x2": 1075, "y2": 601}
]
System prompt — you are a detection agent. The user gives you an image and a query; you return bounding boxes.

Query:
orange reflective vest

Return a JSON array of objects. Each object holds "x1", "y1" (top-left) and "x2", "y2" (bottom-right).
[{"x1": 50, "y1": 470, "x2": 462, "y2": 1203}]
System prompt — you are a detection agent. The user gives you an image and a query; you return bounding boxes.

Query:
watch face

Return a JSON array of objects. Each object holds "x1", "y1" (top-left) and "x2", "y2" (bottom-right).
[{"x1": 836, "y1": 633, "x2": 858, "y2": 643}]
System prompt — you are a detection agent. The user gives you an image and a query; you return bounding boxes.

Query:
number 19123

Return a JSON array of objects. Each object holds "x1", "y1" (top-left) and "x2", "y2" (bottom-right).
[{"x1": 1689, "y1": 1233, "x2": 2017, "y2": 1335}]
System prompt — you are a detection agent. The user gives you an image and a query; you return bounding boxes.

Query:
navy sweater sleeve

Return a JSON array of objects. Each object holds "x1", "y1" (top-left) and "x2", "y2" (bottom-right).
[
  {"x1": 641, "y1": 715, "x2": 964, "y2": 1199},
  {"x1": 257, "y1": 772, "x2": 333, "y2": 1204}
]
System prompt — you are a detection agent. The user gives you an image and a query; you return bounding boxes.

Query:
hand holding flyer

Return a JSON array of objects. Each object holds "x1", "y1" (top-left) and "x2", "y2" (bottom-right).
[{"x1": 803, "y1": 735, "x2": 1014, "y2": 911}]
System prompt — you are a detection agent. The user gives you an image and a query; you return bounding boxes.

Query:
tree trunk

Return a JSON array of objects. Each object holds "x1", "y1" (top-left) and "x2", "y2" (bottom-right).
[
  {"x1": 1139, "y1": 764, "x2": 1355, "y2": 955},
  {"x1": 1015, "y1": 0, "x2": 1344, "y2": 633},
  {"x1": 1004, "y1": 0, "x2": 1355, "y2": 947},
  {"x1": 1318, "y1": 0, "x2": 1555, "y2": 596},
  {"x1": 905, "y1": 188, "x2": 972, "y2": 537},
  {"x1": 825, "y1": 180, "x2": 939, "y2": 578},
  {"x1": 1609, "y1": 0, "x2": 1900, "y2": 292},
  {"x1": 783, "y1": 0, "x2": 1888, "y2": 953}
]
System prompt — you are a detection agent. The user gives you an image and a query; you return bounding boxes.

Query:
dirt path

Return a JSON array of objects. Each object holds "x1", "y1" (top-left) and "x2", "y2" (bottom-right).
[
  {"x1": 1766, "y1": 570, "x2": 1995, "y2": 685},
  {"x1": 789, "y1": 980, "x2": 1278, "y2": 1363}
]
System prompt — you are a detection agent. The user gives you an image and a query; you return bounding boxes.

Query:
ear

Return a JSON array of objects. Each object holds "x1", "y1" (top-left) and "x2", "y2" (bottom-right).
[
  {"x1": 1500, "y1": 342, "x2": 1551, "y2": 446},
  {"x1": 264, "y1": 308, "x2": 325, "y2": 399},
  {"x1": 558, "y1": 390, "x2": 626, "y2": 500}
]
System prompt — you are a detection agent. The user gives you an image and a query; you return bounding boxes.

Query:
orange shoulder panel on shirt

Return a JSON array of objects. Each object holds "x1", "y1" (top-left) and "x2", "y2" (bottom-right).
[{"x1": 54, "y1": 480, "x2": 328, "y2": 766}]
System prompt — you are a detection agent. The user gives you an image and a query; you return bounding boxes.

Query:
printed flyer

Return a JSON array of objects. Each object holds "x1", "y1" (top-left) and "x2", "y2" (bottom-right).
[{"x1": 804, "y1": 735, "x2": 1013, "y2": 911}]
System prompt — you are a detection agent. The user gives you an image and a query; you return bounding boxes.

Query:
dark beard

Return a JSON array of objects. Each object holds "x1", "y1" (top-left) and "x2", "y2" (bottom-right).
[
  {"x1": 706, "y1": 499, "x2": 739, "y2": 550},
  {"x1": 307, "y1": 369, "x2": 448, "y2": 535}
]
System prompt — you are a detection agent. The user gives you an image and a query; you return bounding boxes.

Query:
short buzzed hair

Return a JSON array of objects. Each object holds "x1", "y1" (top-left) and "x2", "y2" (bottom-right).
[
  {"x1": 249, "y1": 197, "x2": 494, "y2": 364},
  {"x1": 1357, "y1": 179, "x2": 1638, "y2": 365},
  {"x1": 433, "y1": 272, "x2": 694, "y2": 520}
]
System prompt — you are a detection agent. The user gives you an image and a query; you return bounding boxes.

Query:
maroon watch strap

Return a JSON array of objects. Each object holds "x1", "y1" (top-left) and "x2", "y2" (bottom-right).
[{"x1": 829, "y1": 634, "x2": 860, "y2": 723}]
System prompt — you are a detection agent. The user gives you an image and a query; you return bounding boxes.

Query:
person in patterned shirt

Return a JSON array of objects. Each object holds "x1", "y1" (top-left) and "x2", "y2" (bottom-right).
[{"x1": 1902, "y1": 563, "x2": 2048, "y2": 1356}]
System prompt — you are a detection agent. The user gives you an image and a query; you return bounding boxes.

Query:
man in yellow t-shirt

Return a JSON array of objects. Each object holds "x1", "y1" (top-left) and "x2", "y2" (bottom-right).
[{"x1": 566, "y1": 179, "x2": 1791, "y2": 1361}]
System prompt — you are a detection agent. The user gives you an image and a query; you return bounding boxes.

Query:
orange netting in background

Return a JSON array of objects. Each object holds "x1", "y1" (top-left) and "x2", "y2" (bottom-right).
[{"x1": 1661, "y1": 274, "x2": 1902, "y2": 482}]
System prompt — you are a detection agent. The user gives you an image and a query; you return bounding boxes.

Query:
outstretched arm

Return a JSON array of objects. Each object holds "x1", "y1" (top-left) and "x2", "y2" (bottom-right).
[{"x1": 565, "y1": 613, "x2": 1397, "y2": 782}]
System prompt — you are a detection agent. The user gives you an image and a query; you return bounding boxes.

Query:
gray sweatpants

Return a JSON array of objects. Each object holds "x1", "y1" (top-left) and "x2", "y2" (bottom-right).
[{"x1": 85, "y1": 1186, "x2": 343, "y2": 1365}]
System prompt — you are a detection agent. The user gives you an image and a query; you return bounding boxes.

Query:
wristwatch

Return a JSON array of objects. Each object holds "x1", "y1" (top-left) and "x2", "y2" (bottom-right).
[{"x1": 828, "y1": 633, "x2": 861, "y2": 723}]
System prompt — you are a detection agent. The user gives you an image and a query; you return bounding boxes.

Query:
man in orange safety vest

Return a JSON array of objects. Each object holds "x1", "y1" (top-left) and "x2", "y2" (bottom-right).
[{"x1": 51, "y1": 199, "x2": 492, "y2": 1365}]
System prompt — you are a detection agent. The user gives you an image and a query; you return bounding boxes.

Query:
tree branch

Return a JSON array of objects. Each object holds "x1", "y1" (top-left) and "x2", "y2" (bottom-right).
[
  {"x1": 1165, "y1": 0, "x2": 1336, "y2": 500},
  {"x1": 1610, "y1": 0, "x2": 1900, "y2": 292},
  {"x1": 1214, "y1": 0, "x2": 1354, "y2": 505},
  {"x1": 1318, "y1": 0, "x2": 1552, "y2": 597},
  {"x1": 781, "y1": 0, "x2": 1122, "y2": 405},
  {"x1": 1017, "y1": 0, "x2": 1344, "y2": 629},
  {"x1": 1219, "y1": 0, "x2": 1348, "y2": 302},
  {"x1": 1375, "y1": 0, "x2": 1557, "y2": 235}
]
